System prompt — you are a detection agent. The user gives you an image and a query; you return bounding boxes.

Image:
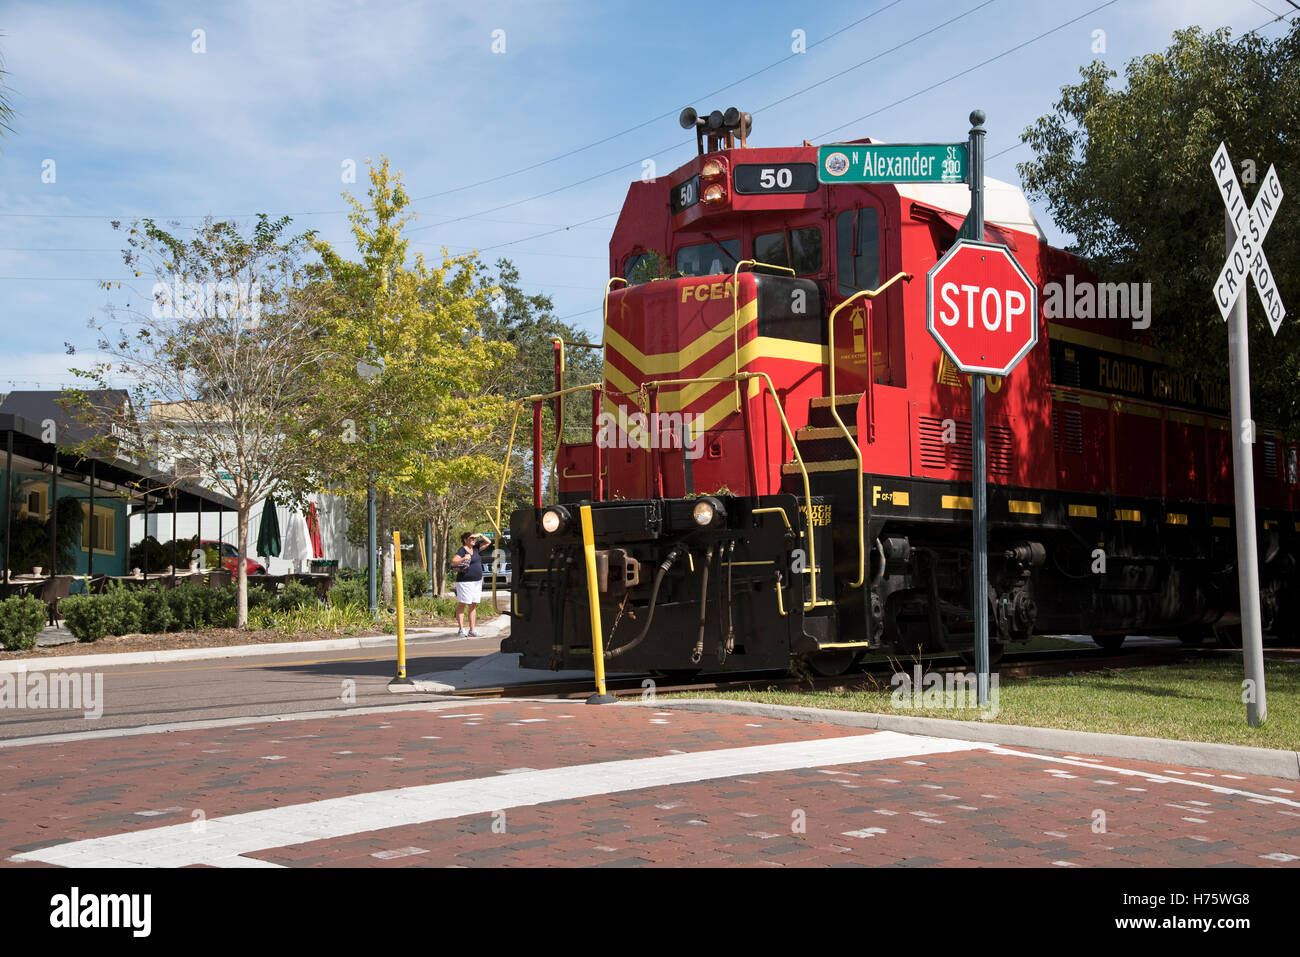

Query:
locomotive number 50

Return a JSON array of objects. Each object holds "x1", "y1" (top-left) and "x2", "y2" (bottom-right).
[{"x1": 759, "y1": 167, "x2": 793, "y2": 189}]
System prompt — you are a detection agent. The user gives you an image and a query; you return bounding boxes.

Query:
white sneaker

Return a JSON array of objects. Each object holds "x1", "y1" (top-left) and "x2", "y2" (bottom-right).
[
  {"x1": 456, "y1": 629, "x2": 466, "y2": 638},
  {"x1": 467, "y1": 630, "x2": 482, "y2": 637}
]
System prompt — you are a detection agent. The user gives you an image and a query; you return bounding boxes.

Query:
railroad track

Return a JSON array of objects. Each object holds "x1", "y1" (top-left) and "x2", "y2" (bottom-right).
[{"x1": 451, "y1": 642, "x2": 1216, "y2": 700}]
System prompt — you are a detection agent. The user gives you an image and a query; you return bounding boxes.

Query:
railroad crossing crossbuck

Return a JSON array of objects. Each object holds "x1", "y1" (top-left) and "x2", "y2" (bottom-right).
[{"x1": 1212, "y1": 141, "x2": 1286, "y2": 334}]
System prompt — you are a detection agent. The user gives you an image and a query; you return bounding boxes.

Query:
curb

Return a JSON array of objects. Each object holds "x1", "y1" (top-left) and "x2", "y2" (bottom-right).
[
  {"x1": 0, "y1": 621, "x2": 509, "y2": 674},
  {"x1": 648, "y1": 699, "x2": 1300, "y2": 781}
]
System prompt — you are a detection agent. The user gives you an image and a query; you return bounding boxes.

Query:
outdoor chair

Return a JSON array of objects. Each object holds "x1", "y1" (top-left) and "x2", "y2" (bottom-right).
[{"x1": 39, "y1": 575, "x2": 75, "y2": 626}]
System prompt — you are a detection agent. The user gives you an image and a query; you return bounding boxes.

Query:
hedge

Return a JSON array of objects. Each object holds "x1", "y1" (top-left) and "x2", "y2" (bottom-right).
[{"x1": 0, "y1": 595, "x2": 48, "y2": 651}]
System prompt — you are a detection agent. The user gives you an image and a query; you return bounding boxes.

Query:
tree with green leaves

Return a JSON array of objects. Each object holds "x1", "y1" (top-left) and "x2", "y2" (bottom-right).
[
  {"x1": 67, "y1": 215, "x2": 359, "y2": 627},
  {"x1": 1019, "y1": 22, "x2": 1300, "y2": 431},
  {"x1": 308, "y1": 159, "x2": 514, "y2": 603}
]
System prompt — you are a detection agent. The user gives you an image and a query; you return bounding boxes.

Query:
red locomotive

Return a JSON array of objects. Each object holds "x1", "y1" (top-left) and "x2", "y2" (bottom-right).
[{"x1": 501, "y1": 108, "x2": 1298, "y2": 677}]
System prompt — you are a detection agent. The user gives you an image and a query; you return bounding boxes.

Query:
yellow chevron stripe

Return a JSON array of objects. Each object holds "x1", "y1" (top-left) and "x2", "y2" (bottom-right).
[
  {"x1": 608, "y1": 336, "x2": 826, "y2": 414},
  {"x1": 604, "y1": 299, "x2": 760, "y2": 375},
  {"x1": 603, "y1": 361, "x2": 639, "y2": 400}
]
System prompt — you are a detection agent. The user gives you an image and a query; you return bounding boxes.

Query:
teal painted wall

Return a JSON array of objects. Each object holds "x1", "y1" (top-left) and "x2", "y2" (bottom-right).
[{"x1": 1, "y1": 470, "x2": 129, "y2": 579}]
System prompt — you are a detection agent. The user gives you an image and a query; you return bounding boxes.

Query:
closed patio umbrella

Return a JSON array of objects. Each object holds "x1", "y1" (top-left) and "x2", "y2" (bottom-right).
[
  {"x1": 256, "y1": 496, "x2": 281, "y2": 559},
  {"x1": 306, "y1": 502, "x2": 324, "y2": 559}
]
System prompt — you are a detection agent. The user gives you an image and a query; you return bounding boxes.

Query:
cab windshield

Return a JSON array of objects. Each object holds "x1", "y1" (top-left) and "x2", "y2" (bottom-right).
[{"x1": 674, "y1": 238, "x2": 740, "y2": 277}]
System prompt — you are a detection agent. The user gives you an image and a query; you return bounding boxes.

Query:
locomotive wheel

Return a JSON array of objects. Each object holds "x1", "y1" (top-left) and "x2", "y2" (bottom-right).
[
  {"x1": 1178, "y1": 627, "x2": 1212, "y2": 647},
  {"x1": 1215, "y1": 627, "x2": 1243, "y2": 649},
  {"x1": 806, "y1": 650, "x2": 862, "y2": 677},
  {"x1": 957, "y1": 641, "x2": 1004, "y2": 668},
  {"x1": 1092, "y1": 634, "x2": 1127, "y2": 652}
]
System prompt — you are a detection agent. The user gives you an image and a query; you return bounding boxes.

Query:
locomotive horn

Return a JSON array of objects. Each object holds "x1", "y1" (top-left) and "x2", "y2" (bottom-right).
[
  {"x1": 679, "y1": 107, "x2": 702, "y2": 130},
  {"x1": 706, "y1": 109, "x2": 725, "y2": 131}
]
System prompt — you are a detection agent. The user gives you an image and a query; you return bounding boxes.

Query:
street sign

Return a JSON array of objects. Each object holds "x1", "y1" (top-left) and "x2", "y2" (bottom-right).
[
  {"x1": 1211, "y1": 142, "x2": 1286, "y2": 334},
  {"x1": 925, "y1": 239, "x2": 1038, "y2": 377},
  {"x1": 818, "y1": 143, "x2": 967, "y2": 185}
]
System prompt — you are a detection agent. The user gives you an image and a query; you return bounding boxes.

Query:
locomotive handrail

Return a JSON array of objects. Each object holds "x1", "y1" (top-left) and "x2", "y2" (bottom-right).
[
  {"x1": 642, "y1": 370, "x2": 826, "y2": 612},
  {"x1": 551, "y1": 334, "x2": 606, "y2": 498},
  {"x1": 491, "y1": 382, "x2": 606, "y2": 532},
  {"x1": 827, "y1": 271, "x2": 914, "y2": 589},
  {"x1": 730, "y1": 260, "x2": 795, "y2": 411}
]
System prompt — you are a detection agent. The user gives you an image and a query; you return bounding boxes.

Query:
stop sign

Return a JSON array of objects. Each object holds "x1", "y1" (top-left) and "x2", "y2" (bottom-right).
[{"x1": 926, "y1": 239, "x2": 1038, "y2": 376}]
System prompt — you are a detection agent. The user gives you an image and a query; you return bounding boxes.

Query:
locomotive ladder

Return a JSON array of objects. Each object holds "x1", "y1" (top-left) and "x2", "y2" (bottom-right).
[{"x1": 782, "y1": 272, "x2": 913, "y2": 592}]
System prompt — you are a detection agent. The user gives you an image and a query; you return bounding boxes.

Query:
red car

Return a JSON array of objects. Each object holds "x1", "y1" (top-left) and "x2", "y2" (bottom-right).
[{"x1": 200, "y1": 540, "x2": 266, "y2": 576}]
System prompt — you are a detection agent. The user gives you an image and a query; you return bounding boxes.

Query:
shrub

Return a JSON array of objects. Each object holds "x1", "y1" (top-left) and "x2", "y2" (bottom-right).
[
  {"x1": 166, "y1": 583, "x2": 215, "y2": 630},
  {"x1": 274, "y1": 581, "x2": 318, "y2": 613},
  {"x1": 139, "y1": 589, "x2": 175, "y2": 634},
  {"x1": 128, "y1": 535, "x2": 169, "y2": 573},
  {"x1": 403, "y1": 568, "x2": 430, "y2": 600},
  {"x1": 61, "y1": 594, "x2": 111, "y2": 642},
  {"x1": 100, "y1": 586, "x2": 145, "y2": 635},
  {"x1": 0, "y1": 595, "x2": 48, "y2": 650},
  {"x1": 245, "y1": 584, "x2": 273, "y2": 609},
  {"x1": 329, "y1": 577, "x2": 367, "y2": 609},
  {"x1": 209, "y1": 586, "x2": 236, "y2": 627},
  {"x1": 250, "y1": 602, "x2": 378, "y2": 635}
]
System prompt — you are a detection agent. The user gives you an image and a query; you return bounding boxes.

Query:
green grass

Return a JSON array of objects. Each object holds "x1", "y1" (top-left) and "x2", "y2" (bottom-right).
[{"x1": 668, "y1": 659, "x2": 1300, "y2": 752}]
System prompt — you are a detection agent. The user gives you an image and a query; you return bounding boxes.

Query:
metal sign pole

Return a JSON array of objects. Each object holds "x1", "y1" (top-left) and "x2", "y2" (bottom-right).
[
  {"x1": 968, "y1": 109, "x2": 989, "y2": 708},
  {"x1": 1224, "y1": 208, "x2": 1267, "y2": 726}
]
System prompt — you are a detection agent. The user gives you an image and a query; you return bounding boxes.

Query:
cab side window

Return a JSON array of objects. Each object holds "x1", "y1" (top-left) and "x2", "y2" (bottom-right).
[
  {"x1": 836, "y1": 207, "x2": 881, "y2": 296},
  {"x1": 753, "y1": 227, "x2": 822, "y2": 275},
  {"x1": 674, "y1": 239, "x2": 741, "y2": 277},
  {"x1": 624, "y1": 251, "x2": 666, "y2": 285}
]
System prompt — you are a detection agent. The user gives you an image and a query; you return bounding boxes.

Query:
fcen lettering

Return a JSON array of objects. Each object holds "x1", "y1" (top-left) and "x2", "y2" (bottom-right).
[{"x1": 680, "y1": 281, "x2": 736, "y2": 303}]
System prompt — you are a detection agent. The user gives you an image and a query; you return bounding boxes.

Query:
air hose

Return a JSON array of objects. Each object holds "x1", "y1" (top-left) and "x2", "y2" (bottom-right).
[
  {"x1": 604, "y1": 545, "x2": 687, "y2": 660},
  {"x1": 691, "y1": 544, "x2": 715, "y2": 664}
]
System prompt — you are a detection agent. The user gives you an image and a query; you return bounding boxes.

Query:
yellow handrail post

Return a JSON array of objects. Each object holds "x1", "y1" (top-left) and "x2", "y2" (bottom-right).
[
  {"x1": 389, "y1": 530, "x2": 413, "y2": 688},
  {"x1": 730, "y1": 260, "x2": 794, "y2": 411},
  {"x1": 826, "y1": 271, "x2": 914, "y2": 588},
  {"x1": 580, "y1": 504, "x2": 616, "y2": 704}
]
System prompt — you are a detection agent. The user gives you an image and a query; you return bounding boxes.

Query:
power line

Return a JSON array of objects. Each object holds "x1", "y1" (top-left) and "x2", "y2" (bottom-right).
[
  {"x1": 405, "y1": 0, "x2": 908, "y2": 203},
  {"x1": 0, "y1": 3, "x2": 907, "y2": 231},
  {"x1": 815, "y1": 0, "x2": 1122, "y2": 140},
  {"x1": 753, "y1": 0, "x2": 999, "y2": 120},
  {"x1": 405, "y1": 2, "x2": 1000, "y2": 234}
]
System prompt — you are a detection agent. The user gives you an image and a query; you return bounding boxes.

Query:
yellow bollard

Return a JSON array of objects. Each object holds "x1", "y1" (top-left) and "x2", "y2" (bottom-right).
[
  {"x1": 579, "y1": 505, "x2": 616, "y2": 704},
  {"x1": 390, "y1": 530, "x2": 413, "y2": 687}
]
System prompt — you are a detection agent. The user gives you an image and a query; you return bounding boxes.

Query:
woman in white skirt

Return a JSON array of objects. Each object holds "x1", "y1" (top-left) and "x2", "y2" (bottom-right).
[{"x1": 451, "y1": 531, "x2": 493, "y2": 636}]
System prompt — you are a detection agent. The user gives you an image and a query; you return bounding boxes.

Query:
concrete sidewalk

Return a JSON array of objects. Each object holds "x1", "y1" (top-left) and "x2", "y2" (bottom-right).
[{"x1": 0, "y1": 618, "x2": 510, "y2": 673}]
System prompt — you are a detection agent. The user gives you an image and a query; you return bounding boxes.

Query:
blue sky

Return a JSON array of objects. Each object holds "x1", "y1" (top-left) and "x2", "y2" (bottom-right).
[{"x1": 0, "y1": 0, "x2": 1293, "y2": 388}]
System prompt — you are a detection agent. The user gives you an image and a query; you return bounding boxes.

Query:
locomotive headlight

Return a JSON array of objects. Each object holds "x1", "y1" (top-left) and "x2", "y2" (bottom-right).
[
  {"x1": 702, "y1": 183, "x2": 727, "y2": 204},
  {"x1": 692, "y1": 496, "x2": 725, "y2": 528},
  {"x1": 540, "y1": 505, "x2": 571, "y2": 534},
  {"x1": 701, "y1": 158, "x2": 727, "y2": 180}
]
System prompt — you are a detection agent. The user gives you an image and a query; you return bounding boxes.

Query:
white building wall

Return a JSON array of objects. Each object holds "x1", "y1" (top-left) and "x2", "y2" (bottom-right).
[{"x1": 129, "y1": 492, "x2": 364, "y2": 573}]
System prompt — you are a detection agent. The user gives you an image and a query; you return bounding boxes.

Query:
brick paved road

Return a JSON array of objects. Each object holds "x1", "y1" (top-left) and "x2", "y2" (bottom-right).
[{"x1": 2, "y1": 700, "x2": 1297, "y2": 867}]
